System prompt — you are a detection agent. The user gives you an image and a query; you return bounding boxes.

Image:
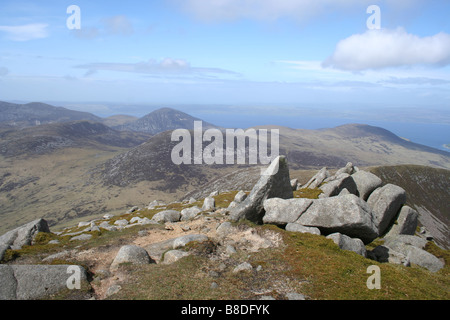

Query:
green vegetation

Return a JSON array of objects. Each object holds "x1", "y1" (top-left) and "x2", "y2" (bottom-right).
[{"x1": 294, "y1": 187, "x2": 323, "y2": 199}]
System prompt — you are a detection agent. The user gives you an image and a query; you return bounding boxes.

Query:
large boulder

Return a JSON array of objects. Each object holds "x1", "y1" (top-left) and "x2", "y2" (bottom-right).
[
  {"x1": 111, "y1": 245, "x2": 154, "y2": 270},
  {"x1": 0, "y1": 219, "x2": 50, "y2": 250},
  {"x1": 367, "y1": 184, "x2": 407, "y2": 236},
  {"x1": 319, "y1": 173, "x2": 358, "y2": 198},
  {"x1": 304, "y1": 167, "x2": 329, "y2": 189},
  {"x1": 351, "y1": 170, "x2": 383, "y2": 200},
  {"x1": 384, "y1": 205, "x2": 419, "y2": 237},
  {"x1": 229, "y1": 156, "x2": 293, "y2": 223},
  {"x1": 370, "y1": 235, "x2": 444, "y2": 272},
  {"x1": 262, "y1": 198, "x2": 313, "y2": 226},
  {"x1": 296, "y1": 194, "x2": 378, "y2": 244},
  {"x1": 180, "y1": 206, "x2": 202, "y2": 221},
  {"x1": 151, "y1": 210, "x2": 181, "y2": 223},
  {"x1": 326, "y1": 232, "x2": 367, "y2": 257},
  {"x1": 0, "y1": 264, "x2": 89, "y2": 300}
]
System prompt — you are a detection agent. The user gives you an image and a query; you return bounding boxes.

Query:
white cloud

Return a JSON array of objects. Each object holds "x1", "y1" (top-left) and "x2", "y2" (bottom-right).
[
  {"x1": 0, "y1": 23, "x2": 48, "y2": 41},
  {"x1": 75, "y1": 58, "x2": 240, "y2": 78},
  {"x1": 323, "y1": 28, "x2": 450, "y2": 71}
]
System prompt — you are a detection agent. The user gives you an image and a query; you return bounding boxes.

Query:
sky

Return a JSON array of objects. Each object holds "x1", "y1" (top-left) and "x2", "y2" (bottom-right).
[{"x1": 0, "y1": 0, "x2": 449, "y2": 123}]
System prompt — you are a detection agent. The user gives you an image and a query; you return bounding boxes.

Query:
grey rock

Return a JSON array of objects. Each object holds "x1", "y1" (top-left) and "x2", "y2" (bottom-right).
[
  {"x1": 228, "y1": 201, "x2": 238, "y2": 209},
  {"x1": 0, "y1": 265, "x2": 89, "y2": 300},
  {"x1": 114, "y1": 219, "x2": 129, "y2": 227},
  {"x1": 335, "y1": 162, "x2": 355, "y2": 176},
  {"x1": 145, "y1": 238, "x2": 176, "y2": 262},
  {"x1": 234, "y1": 190, "x2": 248, "y2": 203},
  {"x1": 111, "y1": 245, "x2": 153, "y2": 269},
  {"x1": 407, "y1": 246, "x2": 444, "y2": 272},
  {"x1": 233, "y1": 262, "x2": 253, "y2": 273},
  {"x1": 338, "y1": 188, "x2": 351, "y2": 196},
  {"x1": 367, "y1": 184, "x2": 407, "y2": 236},
  {"x1": 151, "y1": 210, "x2": 181, "y2": 223},
  {"x1": 210, "y1": 282, "x2": 219, "y2": 289},
  {"x1": 262, "y1": 198, "x2": 313, "y2": 225},
  {"x1": 181, "y1": 206, "x2": 202, "y2": 221},
  {"x1": 202, "y1": 197, "x2": 216, "y2": 211},
  {"x1": 162, "y1": 250, "x2": 190, "y2": 264},
  {"x1": 210, "y1": 191, "x2": 219, "y2": 196},
  {"x1": 70, "y1": 233, "x2": 92, "y2": 242},
  {"x1": 103, "y1": 214, "x2": 114, "y2": 219},
  {"x1": 225, "y1": 245, "x2": 237, "y2": 254},
  {"x1": 130, "y1": 216, "x2": 143, "y2": 224},
  {"x1": 319, "y1": 173, "x2": 358, "y2": 198},
  {"x1": 385, "y1": 206, "x2": 419, "y2": 237},
  {"x1": 286, "y1": 292, "x2": 306, "y2": 300},
  {"x1": 229, "y1": 156, "x2": 293, "y2": 223},
  {"x1": 172, "y1": 234, "x2": 209, "y2": 249},
  {"x1": 148, "y1": 200, "x2": 166, "y2": 209},
  {"x1": 188, "y1": 197, "x2": 197, "y2": 204},
  {"x1": 370, "y1": 245, "x2": 410, "y2": 266},
  {"x1": 99, "y1": 221, "x2": 117, "y2": 231},
  {"x1": 297, "y1": 194, "x2": 378, "y2": 244},
  {"x1": 0, "y1": 265, "x2": 17, "y2": 300},
  {"x1": 304, "y1": 167, "x2": 329, "y2": 189},
  {"x1": 326, "y1": 232, "x2": 367, "y2": 257},
  {"x1": 383, "y1": 235, "x2": 428, "y2": 252},
  {"x1": 0, "y1": 219, "x2": 50, "y2": 250},
  {"x1": 216, "y1": 222, "x2": 235, "y2": 237},
  {"x1": 351, "y1": 170, "x2": 383, "y2": 200},
  {"x1": 285, "y1": 223, "x2": 321, "y2": 235},
  {"x1": 259, "y1": 295, "x2": 276, "y2": 300},
  {"x1": 126, "y1": 206, "x2": 139, "y2": 214},
  {"x1": 106, "y1": 284, "x2": 122, "y2": 297},
  {"x1": 290, "y1": 179, "x2": 299, "y2": 191},
  {"x1": 78, "y1": 221, "x2": 90, "y2": 228}
]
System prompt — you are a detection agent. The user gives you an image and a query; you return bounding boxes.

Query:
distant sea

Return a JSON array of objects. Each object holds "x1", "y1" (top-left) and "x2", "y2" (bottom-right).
[{"x1": 195, "y1": 114, "x2": 450, "y2": 152}]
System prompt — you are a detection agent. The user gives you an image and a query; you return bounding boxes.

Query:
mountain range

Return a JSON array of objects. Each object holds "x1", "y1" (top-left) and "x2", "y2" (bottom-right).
[{"x1": 0, "y1": 100, "x2": 448, "y2": 248}]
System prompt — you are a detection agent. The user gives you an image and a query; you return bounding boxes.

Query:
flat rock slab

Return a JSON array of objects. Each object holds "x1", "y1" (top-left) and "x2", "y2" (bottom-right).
[
  {"x1": 173, "y1": 234, "x2": 209, "y2": 249},
  {"x1": 0, "y1": 264, "x2": 88, "y2": 300},
  {"x1": 296, "y1": 194, "x2": 378, "y2": 244},
  {"x1": 263, "y1": 198, "x2": 313, "y2": 225}
]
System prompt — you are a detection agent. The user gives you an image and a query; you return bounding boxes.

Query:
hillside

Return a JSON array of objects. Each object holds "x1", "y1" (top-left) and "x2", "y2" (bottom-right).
[
  {"x1": 369, "y1": 165, "x2": 450, "y2": 249},
  {"x1": 114, "y1": 107, "x2": 218, "y2": 134},
  {"x1": 99, "y1": 123, "x2": 450, "y2": 193},
  {"x1": 0, "y1": 101, "x2": 101, "y2": 127},
  {"x1": 0, "y1": 160, "x2": 448, "y2": 301},
  {"x1": 0, "y1": 121, "x2": 151, "y2": 158}
]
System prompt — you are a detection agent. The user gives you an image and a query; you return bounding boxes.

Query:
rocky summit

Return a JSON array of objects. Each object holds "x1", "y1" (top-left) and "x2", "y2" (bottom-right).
[{"x1": 0, "y1": 157, "x2": 448, "y2": 300}]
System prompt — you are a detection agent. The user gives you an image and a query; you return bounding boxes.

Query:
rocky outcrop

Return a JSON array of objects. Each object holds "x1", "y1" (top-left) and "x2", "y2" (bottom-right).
[
  {"x1": 296, "y1": 194, "x2": 378, "y2": 244},
  {"x1": 0, "y1": 219, "x2": 50, "y2": 250},
  {"x1": 367, "y1": 184, "x2": 407, "y2": 236},
  {"x1": 0, "y1": 264, "x2": 89, "y2": 300},
  {"x1": 229, "y1": 156, "x2": 293, "y2": 223}
]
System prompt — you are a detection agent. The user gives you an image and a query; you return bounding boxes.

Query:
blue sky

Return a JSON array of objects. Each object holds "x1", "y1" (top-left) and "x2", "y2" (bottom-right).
[{"x1": 0, "y1": 0, "x2": 449, "y2": 122}]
